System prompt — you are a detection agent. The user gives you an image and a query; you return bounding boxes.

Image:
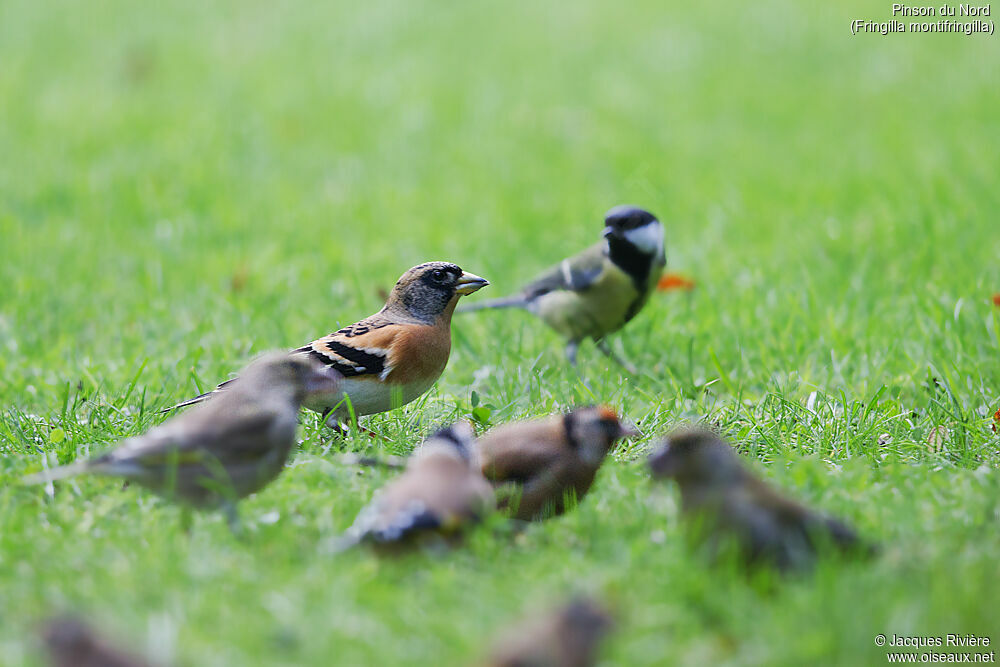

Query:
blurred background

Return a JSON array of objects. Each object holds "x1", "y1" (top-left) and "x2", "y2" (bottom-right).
[{"x1": 2, "y1": 2, "x2": 996, "y2": 378}]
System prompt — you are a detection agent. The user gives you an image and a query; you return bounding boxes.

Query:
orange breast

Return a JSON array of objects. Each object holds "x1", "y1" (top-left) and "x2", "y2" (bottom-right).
[{"x1": 385, "y1": 323, "x2": 452, "y2": 386}]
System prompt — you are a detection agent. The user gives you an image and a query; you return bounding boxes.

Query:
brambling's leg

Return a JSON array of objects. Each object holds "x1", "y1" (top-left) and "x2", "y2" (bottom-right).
[
  {"x1": 596, "y1": 339, "x2": 638, "y2": 375},
  {"x1": 322, "y1": 412, "x2": 351, "y2": 436},
  {"x1": 321, "y1": 409, "x2": 357, "y2": 436},
  {"x1": 357, "y1": 425, "x2": 385, "y2": 439},
  {"x1": 321, "y1": 411, "x2": 386, "y2": 441}
]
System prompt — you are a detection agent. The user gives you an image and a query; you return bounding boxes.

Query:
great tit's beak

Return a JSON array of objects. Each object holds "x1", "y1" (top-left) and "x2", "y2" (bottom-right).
[
  {"x1": 305, "y1": 365, "x2": 342, "y2": 395},
  {"x1": 455, "y1": 271, "x2": 490, "y2": 295},
  {"x1": 602, "y1": 226, "x2": 619, "y2": 240}
]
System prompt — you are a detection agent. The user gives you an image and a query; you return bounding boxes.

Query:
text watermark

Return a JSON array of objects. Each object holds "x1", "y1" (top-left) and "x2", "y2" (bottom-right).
[
  {"x1": 875, "y1": 634, "x2": 995, "y2": 663},
  {"x1": 851, "y1": 4, "x2": 995, "y2": 35}
]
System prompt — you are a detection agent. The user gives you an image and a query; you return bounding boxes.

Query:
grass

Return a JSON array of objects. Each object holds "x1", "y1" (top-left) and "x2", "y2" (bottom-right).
[{"x1": 1, "y1": 0, "x2": 999, "y2": 664}]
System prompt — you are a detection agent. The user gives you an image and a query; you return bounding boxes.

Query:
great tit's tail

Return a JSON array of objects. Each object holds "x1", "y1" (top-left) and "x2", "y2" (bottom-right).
[
  {"x1": 323, "y1": 531, "x2": 362, "y2": 554},
  {"x1": 456, "y1": 295, "x2": 529, "y2": 313}
]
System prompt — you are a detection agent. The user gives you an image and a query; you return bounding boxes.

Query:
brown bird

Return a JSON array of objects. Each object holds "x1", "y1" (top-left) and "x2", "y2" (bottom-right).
[
  {"x1": 41, "y1": 615, "x2": 155, "y2": 667},
  {"x1": 486, "y1": 596, "x2": 614, "y2": 667},
  {"x1": 163, "y1": 262, "x2": 489, "y2": 430},
  {"x1": 337, "y1": 422, "x2": 494, "y2": 549},
  {"x1": 25, "y1": 353, "x2": 340, "y2": 526},
  {"x1": 648, "y1": 427, "x2": 875, "y2": 571},
  {"x1": 476, "y1": 406, "x2": 639, "y2": 521}
]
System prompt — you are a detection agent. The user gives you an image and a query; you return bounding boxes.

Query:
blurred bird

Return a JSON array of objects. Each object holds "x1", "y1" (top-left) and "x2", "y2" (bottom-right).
[
  {"x1": 459, "y1": 206, "x2": 664, "y2": 373},
  {"x1": 41, "y1": 615, "x2": 155, "y2": 667},
  {"x1": 25, "y1": 353, "x2": 340, "y2": 524},
  {"x1": 486, "y1": 596, "x2": 614, "y2": 667},
  {"x1": 337, "y1": 422, "x2": 494, "y2": 549},
  {"x1": 163, "y1": 262, "x2": 489, "y2": 429},
  {"x1": 647, "y1": 428, "x2": 875, "y2": 571},
  {"x1": 477, "y1": 407, "x2": 639, "y2": 521}
]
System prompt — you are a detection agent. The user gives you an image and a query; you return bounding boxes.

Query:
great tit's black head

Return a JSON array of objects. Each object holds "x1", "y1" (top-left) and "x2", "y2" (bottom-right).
[
  {"x1": 604, "y1": 205, "x2": 658, "y2": 231},
  {"x1": 602, "y1": 205, "x2": 663, "y2": 256},
  {"x1": 240, "y1": 352, "x2": 341, "y2": 403},
  {"x1": 648, "y1": 427, "x2": 743, "y2": 485},
  {"x1": 388, "y1": 261, "x2": 489, "y2": 322},
  {"x1": 564, "y1": 406, "x2": 640, "y2": 465}
]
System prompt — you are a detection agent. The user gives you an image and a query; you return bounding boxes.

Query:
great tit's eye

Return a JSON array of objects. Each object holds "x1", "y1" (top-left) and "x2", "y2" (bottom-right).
[{"x1": 431, "y1": 269, "x2": 446, "y2": 282}]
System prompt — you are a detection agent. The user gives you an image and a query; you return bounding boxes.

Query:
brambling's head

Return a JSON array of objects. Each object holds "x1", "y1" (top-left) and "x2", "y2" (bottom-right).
[
  {"x1": 564, "y1": 406, "x2": 640, "y2": 466},
  {"x1": 602, "y1": 205, "x2": 663, "y2": 256},
  {"x1": 647, "y1": 427, "x2": 744, "y2": 487},
  {"x1": 388, "y1": 261, "x2": 489, "y2": 322},
  {"x1": 239, "y1": 352, "x2": 342, "y2": 403}
]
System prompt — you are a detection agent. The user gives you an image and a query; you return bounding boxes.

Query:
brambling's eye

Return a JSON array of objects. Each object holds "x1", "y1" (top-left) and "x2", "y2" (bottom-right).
[{"x1": 431, "y1": 269, "x2": 447, "y2": 282}]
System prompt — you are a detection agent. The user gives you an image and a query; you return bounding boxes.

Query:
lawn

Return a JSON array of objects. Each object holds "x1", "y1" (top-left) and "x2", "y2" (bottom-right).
[{"x1": 1, "y1": 0, "x2": 998, "y2": 664}]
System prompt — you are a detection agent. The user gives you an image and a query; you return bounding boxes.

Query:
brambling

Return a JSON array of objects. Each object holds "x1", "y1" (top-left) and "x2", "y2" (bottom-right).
[
  {"x1": 648, "y1": 428, "x2": 876, "y2": 572},
  {"x1": 337, "y1": 422, "x2": 494, "y2": 549},
  {"x1": 165, "y1": 262, "x2": 489, "y2": 428},
  {"x1": 487, "y1": 596, "x2": 614, "y2": 667},
  {"x1": 460, "y1": 206, "x2": 664, "y2": 373},
  {"x1": 26, "y1": 353, "x2": 340, "y2": 523},
  {"x1": 41, "y1": 615, "x2": 153, "y2": 667},
  {"x1": 476, "y1": 406, "x2": 639, "y2": 521}
]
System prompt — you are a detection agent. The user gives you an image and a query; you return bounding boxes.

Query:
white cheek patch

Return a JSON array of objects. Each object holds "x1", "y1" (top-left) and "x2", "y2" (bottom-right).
[{"x1": 623, "y1": 221, "x2": 664, "y2": 258}]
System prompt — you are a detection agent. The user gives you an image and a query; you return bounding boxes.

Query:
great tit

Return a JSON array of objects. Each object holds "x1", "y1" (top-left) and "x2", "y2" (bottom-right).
[{"x1": 460, "y1": 205, "x2": 664, "y2": 373}]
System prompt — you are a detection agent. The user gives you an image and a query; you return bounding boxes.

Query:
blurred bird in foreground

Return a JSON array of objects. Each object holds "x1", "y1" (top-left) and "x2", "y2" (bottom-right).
[
  {"x1": 459, "y1": 206, "x2": 664, "y2": 373},
  {"x1": 648, "y1": 428, "x2": 875, "y2": 572},
  {"x1": 42, "y1": 615, "x2": 154, "y2": 667},
  {"x1": 486, "y1": 596, "x2": 614, "y2": 667},
  {"x1": 164, "y1": 262, "x2": 489, "y2": 430},
  {"x1": 477, "y1": 407, "x2": 639, "y2": 521},
  {"x1": 335, "y1": 422, "x2": 494, "y2": 550},
  {"x1": 26, "y1": 353, "x2": 340, "y2": 526}
]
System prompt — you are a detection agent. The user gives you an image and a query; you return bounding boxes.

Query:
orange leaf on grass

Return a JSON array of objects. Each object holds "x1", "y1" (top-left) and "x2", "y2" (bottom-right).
[
  {"x1": 993, "y1": 407, "x2": 1000, "y2": 433},
  {"x1": 657, "y1": 273, "x2": 696, "y2": 291},
  {"x1": 992, "y1": 294, "x2": 1000, "y2": 307}
]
